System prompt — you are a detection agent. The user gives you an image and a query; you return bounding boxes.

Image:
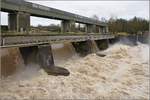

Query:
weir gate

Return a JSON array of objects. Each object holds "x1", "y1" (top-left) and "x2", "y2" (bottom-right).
[{"x1": 1, "y1": 0, "x2": 115, "y2": 76}]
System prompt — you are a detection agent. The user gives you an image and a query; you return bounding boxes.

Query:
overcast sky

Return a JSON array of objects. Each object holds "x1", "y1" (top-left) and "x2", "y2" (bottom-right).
[{"x1": 1, "y1": 0, "x2": 149, "y2": 26}]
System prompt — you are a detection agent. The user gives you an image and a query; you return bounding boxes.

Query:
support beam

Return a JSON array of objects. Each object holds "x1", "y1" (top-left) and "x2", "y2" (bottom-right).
[
  {"x1": 38, "y1": 45, "x2": 54, "y2": 70},
  {"x1": 70, "y1": 21, "x2": 75, "y2": 32},
  {"x1": 72, "y1": 40, "x2": 98, "y2": 56},
  {"x1": 99, "y1": 27, "x2": 106, "y2": 33},
  {"x1": 61, "y1": 20, "x2": 75, "y2": 33},
  {"x1": 96, "y1": 25, "x2": 101, "y2": 33},
  {"x1": 8, "y1": 12, "x2": 30, "y2": 33},
  {"x1": 19, "y1": 45, "x2": 70, "y2": 76},
  {"x1": 38, "y1": 44, "x2": 69, "y2": 76},
  {"x1": 106, "y1": 26, "x2": 109, "y2": 33},
  {"x1": 93, "y1": 25, "x2": 97, "y2": 33},
  {"x1": 95, "y1": 39, "x2": 109, "y2": 50},
  {"x1": 86, "y1": 24, "x2": 94, "y2": 33},
  {"x1": 72, "y1": 41, "x2": 91, "y2": 56},
  {"x1": 85, "y1": 24, "x2": 98, "y2": 33},
  {"x1": 78, "y1": 23, "x2": 81, "y2": 32}
]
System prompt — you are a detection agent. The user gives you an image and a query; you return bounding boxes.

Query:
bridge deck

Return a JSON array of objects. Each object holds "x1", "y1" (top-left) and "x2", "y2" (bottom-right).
[
  {"x1": 0, "y1": 34, "x2": 114, "y2": 48},
  {"x1": 1, "y1": 0, "x2": 106, "y2": 26}
]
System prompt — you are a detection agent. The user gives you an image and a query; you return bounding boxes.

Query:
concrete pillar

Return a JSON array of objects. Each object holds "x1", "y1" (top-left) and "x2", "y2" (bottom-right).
[
  {"x1": 19, "y1": 45, "x2": 70, "y2": 76},
  {"x1": 93, "y1": 25, "x2": 96, "y2": 33},
  {"x1": 78, "y1": 23, "x2": 80, "y2": 30},
  {"x1": 86, "y1": 24, "x2": 93, "y2": 33},
  {"x1": 72, "y1": 40, "x2": 98, "y2": 56},
  {"x1": 61, "y1": 20, "x2": 75, "y2": 33},
  {"x1": 78, "y1": 23, "x2": 81, "y2": 32},
  {"x1": 61, "y1": 20, "x2": 69, "y2": 32},
  {"x1": 99, "y1": 27, "x2": 102, "y2": 33},
  {"x1": 70, "y1": 21, "x2": 76, "y2": 32},
  {"x1": 106, "y1": 26, "x2": 109, "y2": 33},
  {"x1": 99, "y1": 27, "x2": 101, "y2": 33},
  {"x1": 96, "y1": 25, "x2": 101, "y2": 33},
  {"x1": 8, "y1": 12, "x2": 30, "y2": 33},
  {"x1": 100, "y1": 27, "x2": 106, "y2": 34},
  {"x1": 102, "y1": 26, "x2": 109, "y2": 33},
  {"x1": 72, "y1": 41, "x2": 91, "y2": 56},
  {"x1": 102, "y1": 27, "x2": 105, "y2": 33},
  {"x1": 95, "y1": 39, "x2": 109, "y2": 50}
]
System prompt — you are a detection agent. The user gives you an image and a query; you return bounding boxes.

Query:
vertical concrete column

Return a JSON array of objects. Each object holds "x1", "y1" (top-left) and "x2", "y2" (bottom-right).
[
  {"x1": 93, "y1": 25, "x2": 96, "y2": 33},
  {"x1": 38, "y1": 45, "x2": 54, "y2": 69},
  {"x1": 100, "y1": 27, "x2": 106, "y2": 34},
  {"x1": 72, "y1": 40, "x2": 98, "y2": 56},
  {"x1": 8, "y1": 13, "x2": 17, "y2": 32},
  {"x1": 95, "y1": 39, "x2": 109, "y2": 50},
  {"x1": 86, "y1": 24, "x2": 93, "y2": 33},
  {"x1": 70, "y1": 20, "x2": 75, "y2": 32},
  {"x1": 102, "y1": 27, "x2": 104, "y2": 33},
  {"x1": 19, "y1": 45, "x2": 70, "y2": 76},
  {"x1": 106, "y1": 26, "x2": 109, "y2": 33},
  {"x1": 61, "y1": 20, "x2": 69, "y2": 32},
  {"x1": 102, "y1": 26, "x2": 109, "y2": 33},
  {"x1": 98, "y1": 26, "x2": 101, "y2": 34},
  {"x1": 8, "y1": 12, "x2": 30, "y2": 33},
  {"x1": 99, "y1": 27, "x2": 101, "y2": 33},
  {"x1": 61, "y1": 20, "x2": 75, "y2": 33},
  {"x1": 72, "y1": 41, "x2": 91, "y2": 56},
  {"x1": 96, "y1": 25, "x2": 101, "y2": 33},
  {"x1": 78, "y1": 23, "x2": 81, "y2": 32},
  {"x1": 99, "y1": 27, "x2": 102, "y2": 33}
]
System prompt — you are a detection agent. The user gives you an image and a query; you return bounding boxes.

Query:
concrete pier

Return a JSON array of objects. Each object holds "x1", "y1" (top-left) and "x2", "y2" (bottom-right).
[
  {"x1": 8, "y1": 12, "x2": 30, "y2": 33},
  {"x1": 19, "y1": 45, "x2": 70, "y2": 76},
  {"x1": 72, "y1": 40, "x2": 98, "y2": 56},
  {"x1": 95, "y1": 39, "x2": 109, "y2": 50},
  {"x1": 61, "y1": 20, "x2": 75, "y2": 32},
  {"x1": 86, "y1": 24, "x2": 94, "y2": 33}
]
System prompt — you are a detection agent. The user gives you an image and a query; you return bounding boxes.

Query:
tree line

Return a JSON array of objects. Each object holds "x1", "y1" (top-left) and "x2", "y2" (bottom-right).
[
  {"x1": 108, "y1": 17, "x2": 149, "y2": 35},
  {"x1": 92, "y1": 15, "x2": 149, "y2": 35}
]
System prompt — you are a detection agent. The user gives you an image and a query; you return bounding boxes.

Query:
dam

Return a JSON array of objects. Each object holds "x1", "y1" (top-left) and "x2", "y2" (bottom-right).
[{"x1": 0, "y1": 0, "x2": 114, "y2": 76}]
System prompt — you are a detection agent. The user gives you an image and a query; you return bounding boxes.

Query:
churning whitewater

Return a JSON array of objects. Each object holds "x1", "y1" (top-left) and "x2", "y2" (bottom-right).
[{"x1": 0, "y1": 42, "x2": 149, "y2": 100}]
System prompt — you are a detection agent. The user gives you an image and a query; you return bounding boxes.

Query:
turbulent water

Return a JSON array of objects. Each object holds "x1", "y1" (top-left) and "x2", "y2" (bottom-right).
[{"x1": 0, "y1": 42, "x2": 149, "y2": 100}]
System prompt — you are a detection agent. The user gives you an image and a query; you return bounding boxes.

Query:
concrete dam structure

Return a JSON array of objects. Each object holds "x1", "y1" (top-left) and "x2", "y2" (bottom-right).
[{"x1": 0, "y1": 0, "x2": 115, "y2": 77}]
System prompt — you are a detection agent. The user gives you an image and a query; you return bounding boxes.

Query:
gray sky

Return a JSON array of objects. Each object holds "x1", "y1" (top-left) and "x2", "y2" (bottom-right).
[{"x1": 1, "y1": 1, "x2": 149, "y2": 26}]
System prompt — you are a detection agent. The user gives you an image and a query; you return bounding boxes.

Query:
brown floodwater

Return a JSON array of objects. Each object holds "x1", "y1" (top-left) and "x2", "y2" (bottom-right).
[{"x1": 0, "y1": 42, "x2": 149, "y2": 100}]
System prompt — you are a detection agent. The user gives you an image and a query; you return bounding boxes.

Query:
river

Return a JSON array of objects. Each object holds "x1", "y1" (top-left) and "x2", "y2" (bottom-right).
[{"x1": 0, "y1": 42, "x2": 149, "y2": 99}]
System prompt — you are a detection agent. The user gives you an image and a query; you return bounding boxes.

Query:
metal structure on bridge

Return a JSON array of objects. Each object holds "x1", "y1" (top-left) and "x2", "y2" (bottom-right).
[{"x1": 1, "y1": 0, "x2": 114, "y2": 76}]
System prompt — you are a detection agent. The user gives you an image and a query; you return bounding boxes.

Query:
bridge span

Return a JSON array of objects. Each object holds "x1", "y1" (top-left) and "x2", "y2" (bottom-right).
[{"x1": 1, "y1": 0, "x2": 115, "y2": 76}]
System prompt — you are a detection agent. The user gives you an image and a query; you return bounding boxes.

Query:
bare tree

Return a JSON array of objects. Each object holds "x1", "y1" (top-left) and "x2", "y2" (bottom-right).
[
  {"x1": 92, "y1": 14, "x2": 99, "y2": 21},
  {"x1": 100, "y1": 17, "x2": 107, "y2": 22}
]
